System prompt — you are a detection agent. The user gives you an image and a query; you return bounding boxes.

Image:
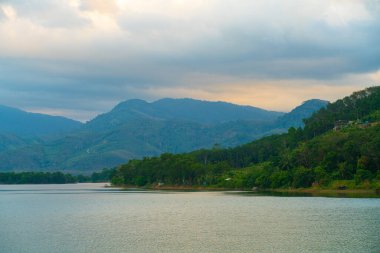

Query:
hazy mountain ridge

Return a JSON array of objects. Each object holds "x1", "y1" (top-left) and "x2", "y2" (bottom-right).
[
  {"x1": 0, "y1": 98, "x2": 327, "y2": 172},
  {"x1": 0, "y1": 105, "x2": 82, "y2": 137},
  {"x1": 86, "y1": 98, "x2": 284, "y2": 131}
]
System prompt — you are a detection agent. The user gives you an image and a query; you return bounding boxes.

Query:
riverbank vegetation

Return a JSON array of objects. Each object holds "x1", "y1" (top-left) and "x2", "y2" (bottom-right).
[{"x1": 110, "y1": 87, "x2": 380, "y2": 192}]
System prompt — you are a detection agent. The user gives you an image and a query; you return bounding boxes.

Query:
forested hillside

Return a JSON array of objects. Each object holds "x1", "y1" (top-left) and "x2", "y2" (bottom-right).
[{"x1": 111, "y1": 87, "x2": 380, "y2": 189}]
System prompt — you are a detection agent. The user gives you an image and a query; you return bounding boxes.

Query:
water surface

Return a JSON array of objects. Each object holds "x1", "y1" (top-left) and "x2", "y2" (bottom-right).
[{"x1": 1, "y1": 183, "x2": 379, "y2": 253}]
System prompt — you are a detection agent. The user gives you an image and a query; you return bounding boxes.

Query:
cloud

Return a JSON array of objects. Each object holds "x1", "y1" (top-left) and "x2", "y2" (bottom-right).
[
  {"x1": 115, "y1": 0, "x2": 380, "y2": 80},
  {"x1": 323, "y1": 0, "x2": 372, "y2": 27},
  {"x1": 0, "y1": 6, "x2": 5, "y2": 20},
  {"x1": 0, "y1": 0, "x2": 379, "y2": 120},
  {"x1": 80, "y1": 0, "x2": 119, "y2": 15}
]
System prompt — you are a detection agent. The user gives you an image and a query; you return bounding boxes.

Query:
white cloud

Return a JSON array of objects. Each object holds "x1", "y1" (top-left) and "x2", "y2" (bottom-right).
[
  {"x1": 323, "y1": 0, "x2": 372, "y2": 27},
  {"x1": 0, "y1": 5, "x2": 15, "y2": 19}
]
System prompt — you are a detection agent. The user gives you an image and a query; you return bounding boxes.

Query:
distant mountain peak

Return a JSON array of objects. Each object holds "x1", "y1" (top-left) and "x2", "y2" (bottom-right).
[{"x1": 275, "y1": 99, "x2": 329, "y2": 129}]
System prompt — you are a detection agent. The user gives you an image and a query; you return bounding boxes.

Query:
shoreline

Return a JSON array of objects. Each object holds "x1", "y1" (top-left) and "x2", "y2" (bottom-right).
[
  {"x1": 116, "y1": 184, "x2": 380, "y2": 197},
  {"x1": 265, "y1": 188, "x2": 380, "y2": 198}
]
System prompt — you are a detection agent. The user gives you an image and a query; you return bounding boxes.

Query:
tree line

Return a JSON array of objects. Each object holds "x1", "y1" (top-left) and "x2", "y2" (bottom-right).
[{"x1": 0, "y1": 168, "x2": 115, "y2": 184}]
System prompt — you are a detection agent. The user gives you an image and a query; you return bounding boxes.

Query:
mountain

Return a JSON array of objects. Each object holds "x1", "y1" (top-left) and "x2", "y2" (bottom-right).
[
  {"x1": 0, "y1": 98, "x2": 326, "y2": 172},
  {"x1": 86, "y1": 98, "x2": 284, "y2": 131},
  {"x1": 274, "y1": 99, "x2": 329, "y2": 129},
  {"x1": 110, "y1": 86, "x2": 380, "y2": 189},
  {"x1": 0, "y1": 105, "x2": 82, "y2": 137},
  {"x1": 0, "y1": 105, "x2": 83, "y2": 154}
]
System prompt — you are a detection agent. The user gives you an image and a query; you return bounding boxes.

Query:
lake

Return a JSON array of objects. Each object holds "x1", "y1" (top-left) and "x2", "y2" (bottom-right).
[{"x1": 0, "y1": 183, "x2": 379, "y2": 253}]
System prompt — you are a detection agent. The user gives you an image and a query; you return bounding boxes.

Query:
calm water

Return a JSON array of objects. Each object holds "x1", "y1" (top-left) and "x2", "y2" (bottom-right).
[{"x1": 0, "y1": 184, "x2": 379, "y2": 253}]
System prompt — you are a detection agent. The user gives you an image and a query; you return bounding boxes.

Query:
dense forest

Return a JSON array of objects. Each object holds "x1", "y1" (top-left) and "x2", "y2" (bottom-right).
[{"x1": 110, "y1": 87, "x2": 380, "y2": 190}]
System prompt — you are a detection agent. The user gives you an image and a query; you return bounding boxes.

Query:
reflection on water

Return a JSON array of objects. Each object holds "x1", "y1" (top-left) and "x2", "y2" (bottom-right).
[{"x1": 1, "y1": 183, "x2": 379, "y2": 253}]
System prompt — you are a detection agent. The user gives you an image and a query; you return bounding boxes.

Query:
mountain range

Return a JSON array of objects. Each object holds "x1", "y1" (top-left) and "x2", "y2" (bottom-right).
[{"x1": 0, "y1": 98, "x2": 328, "y2": 172}]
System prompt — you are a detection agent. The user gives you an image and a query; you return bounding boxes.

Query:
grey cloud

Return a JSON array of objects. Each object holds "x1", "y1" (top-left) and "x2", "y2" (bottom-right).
[
  {"x1": 115, "y1": 1, "x2": 380, "y2": 81},
  {"x1": 0, "y1": 58, "x2": 155, "y2": 116},
  {"x1": 118, "y1": 13, "x2": 185, "y2": 35},
  {"x1": 161, "y1": 20, "x2": 380, "y2": 81}
]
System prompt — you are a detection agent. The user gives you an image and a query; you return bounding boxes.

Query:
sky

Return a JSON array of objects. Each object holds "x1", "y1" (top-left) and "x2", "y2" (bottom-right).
[{"x1": 0, "y1": 0, "x2": 379, "y2": 121}]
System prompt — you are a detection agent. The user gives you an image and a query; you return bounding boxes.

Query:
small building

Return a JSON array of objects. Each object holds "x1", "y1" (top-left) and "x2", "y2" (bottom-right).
[{"x1": 333, "y1": 120, "x2": 348, "y2": 131}]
